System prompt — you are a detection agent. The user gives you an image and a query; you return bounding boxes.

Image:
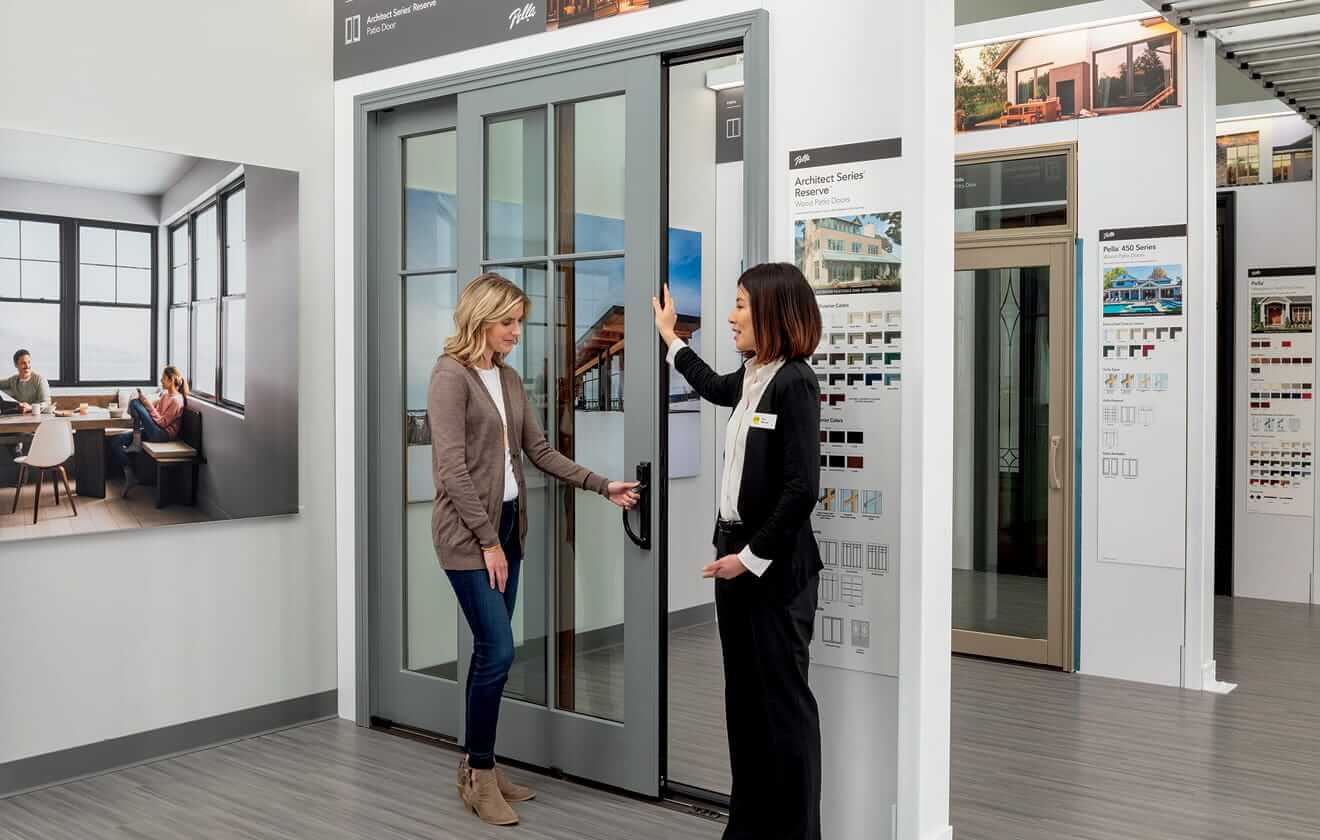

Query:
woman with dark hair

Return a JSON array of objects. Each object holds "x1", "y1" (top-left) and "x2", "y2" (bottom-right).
[{"x1": 652, "y1": 262, "x2": 824, "y2": 840}]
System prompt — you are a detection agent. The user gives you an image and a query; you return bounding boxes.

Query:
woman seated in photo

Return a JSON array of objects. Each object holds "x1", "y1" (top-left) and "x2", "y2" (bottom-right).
[{"x1": 111, "y1": 365, "x2": 189, "y2": 496}]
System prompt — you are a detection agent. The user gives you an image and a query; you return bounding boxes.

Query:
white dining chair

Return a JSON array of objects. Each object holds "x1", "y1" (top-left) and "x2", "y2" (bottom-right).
[{"x1": 11, "y1": 419, "x2": 77, "y2": 524}]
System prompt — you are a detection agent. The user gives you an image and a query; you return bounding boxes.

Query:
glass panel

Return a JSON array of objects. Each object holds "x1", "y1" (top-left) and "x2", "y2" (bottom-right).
[
  {"x1": 171, "y1": 225, "x2": 190, "y2": 304},
  {"x1": 194, "y1": 301, "x2": 217, "y2": 395},
  {"x1": 665, "y1": 53, "x2": 732, "y2": 794},
  {"x1": 404, "y1": 132, "x2": 458, "y2": 270},
  {"x1": 0, "y1": 219, "x2": 17, "y2": 259},
  {"x1": 20, "y1": 221, "x2": 59, "y2": 262},
  {"x1": 118, "y1": 230, "x2": 152, "y2": 269},
  {"x1": 952, "y1": 266, "x2": 1051, "y2": 640},
  {"x1": 955, "y1": 154, "x2": 1068, "y2": 233},
  {"x1": 223, "y1": 298, "x2": 246, "y2": 405},
  {"x1": 225, "y1": 189, "x2": 247, "y2": 295},
  {"x1": 557, "y1": 95, "x2": 626, "y2": 254},
  {"x1": 486, "y1": 265, "x2": 549, "y2": 706},
  {"x1": 486, "y1": 110, "x2": 547, "y2": 260},
  {"x1": 170, "y1": 306, "x2": 189, "y2": 374},
  {"x1": 0, "y1": 259, "x2": 20, "y2": 297},
  {"x1": 80, "y1": 264, "x2": 116, "y2": 302},
  {"x1": 118, "y1": 267, "x2": 152, "y2": 305},
  {"x1": 1093, "y1": 45, "x2": 1126, "y2": 109},
  {"x1": 80, "y1": 306, "x2": 152, "y2": 382},
  {"x1": 20, "y1": 260, "x2": 59, "y2": 300},
  {"x1": 195, "y1": 206, "x2": 219, "y2": 300},
  {"x1": 557, "y1": 257, "x2": 626, "y2": 722},
  {"x1": 80, "y1": 226, "x2": 116, "y2": 265},
  {"x1": 1015, "y1": 69, "x2": 1033, "y2": 104},
  {"x1": 403, "y1": 272, "x2": 461, "y2": 677},
  {"x1": 1131, "y1": 36, "x2": 1173, "y2": 104},
  {"x1": 0, "y1": 302, "x2": 60, "y2": 379}
]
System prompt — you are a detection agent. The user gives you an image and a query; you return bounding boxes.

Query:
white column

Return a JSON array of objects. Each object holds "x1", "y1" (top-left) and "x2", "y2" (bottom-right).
[
  {"x1": 898, "y1": 0, "x2": 954, "y2": 838},
  {"x1": 1183, "y1": 34, "x2": 1219, "y2": 690}
]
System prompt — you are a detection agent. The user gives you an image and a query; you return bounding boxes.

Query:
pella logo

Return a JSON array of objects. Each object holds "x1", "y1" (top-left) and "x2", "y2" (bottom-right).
[
  {"x1": 793, "y1": 153, "x2": 812, "y2": 167},
  {"x1": 509, "y1": 2, "x2": 536, "y2": 29}
]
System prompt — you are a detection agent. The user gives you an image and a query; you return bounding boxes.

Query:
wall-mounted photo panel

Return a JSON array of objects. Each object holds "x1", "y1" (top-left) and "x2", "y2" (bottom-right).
[
  {"x1": 1216, "y1": 112, "x2": 1313, "y2": 187},
  {"x1": 0, "y1": 127, "x2": 300, "y2": 543},
  {"x1": 954, "y1": 17, "x2": 1180, "y2": 134}
]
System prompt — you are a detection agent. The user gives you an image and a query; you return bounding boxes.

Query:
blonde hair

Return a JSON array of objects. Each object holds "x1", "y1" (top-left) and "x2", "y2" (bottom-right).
[
  {"x1": 162, "y1": 365, "x2": 190, "y2": 399},
  {"x1": 444, "y1": 273, "x2": 530, "y2": 367}
]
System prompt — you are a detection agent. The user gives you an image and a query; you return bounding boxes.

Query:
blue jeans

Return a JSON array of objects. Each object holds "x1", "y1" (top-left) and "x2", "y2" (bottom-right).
[
  {"x1": 446, "y1": 498, "x2": 521, "y2": 770},
  {"x1": 110, "y1": 399, "x2": 170, "y2": 469}
]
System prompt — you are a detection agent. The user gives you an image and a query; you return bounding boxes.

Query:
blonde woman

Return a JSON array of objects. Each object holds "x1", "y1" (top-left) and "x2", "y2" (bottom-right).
[
  {"x1": 112, "y1": 365, "x2": 189, "y2": 496},
  {"x1": 428, "y1": 273, "x2": 640, "y2": 826}
]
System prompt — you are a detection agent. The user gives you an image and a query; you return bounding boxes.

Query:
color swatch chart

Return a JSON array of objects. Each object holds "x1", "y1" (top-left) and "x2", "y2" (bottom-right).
[
  {"x1": 1247, "y1": 294, "x2": 1315, "y2": 516},
  {"x1": 810, "y1": 291, "x2": 900, "y2": 677}
]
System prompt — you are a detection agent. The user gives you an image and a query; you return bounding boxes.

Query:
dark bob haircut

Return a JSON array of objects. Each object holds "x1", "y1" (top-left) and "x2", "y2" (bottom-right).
[{"x1": 738, "y1": 262, "x2": 822, "y2": 364}]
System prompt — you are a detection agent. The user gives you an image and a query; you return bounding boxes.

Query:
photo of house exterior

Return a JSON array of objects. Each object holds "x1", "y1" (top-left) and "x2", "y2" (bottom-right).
[
  {"x1": 547, "y1": 0, "x2": 679, "y2": 29},
  {"x1": 1252, "y1": 295, "x2": 1313, "y2": 333},
  {"x1": 955, "y1": 18, "x2": 1179, "y2": 133},
  {"x1": 1103, "y1": 264, "x2": 1184, "y2": 317},
  {"x1": 796, "y1": 214, "x2": 902, "y2": 294}
]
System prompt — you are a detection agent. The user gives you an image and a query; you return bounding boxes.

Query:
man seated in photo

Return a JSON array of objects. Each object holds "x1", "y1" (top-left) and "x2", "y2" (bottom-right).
[{"x1": 0, "y1": 348, "x2": 51, "y2": 457}]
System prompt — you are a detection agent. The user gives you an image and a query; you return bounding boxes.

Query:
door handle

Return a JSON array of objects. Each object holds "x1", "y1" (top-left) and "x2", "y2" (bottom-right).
[
  {"x1": 1049, "y1": 435, "x2": 1062, "y2": 490},
  {"x1": 622, "y1": 461, "x2": 651, "y2": 551}
]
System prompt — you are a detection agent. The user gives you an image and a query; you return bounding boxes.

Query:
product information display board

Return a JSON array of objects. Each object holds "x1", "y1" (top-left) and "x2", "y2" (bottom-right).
[
  {"x1": 1246, "y1": 266, "x2": 1316, "y2": 516},
  {"x1": 1097, "y1": 224, "x2": 1188, "y2": 569},
  {"x1": 791, "y1": 139, "x2": 902, "y2": 676}
]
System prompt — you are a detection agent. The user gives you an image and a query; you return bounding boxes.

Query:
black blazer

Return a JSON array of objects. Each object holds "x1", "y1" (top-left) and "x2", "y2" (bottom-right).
[{"x1": 674, "y1": 346, "x2": 823, "y2": 602}]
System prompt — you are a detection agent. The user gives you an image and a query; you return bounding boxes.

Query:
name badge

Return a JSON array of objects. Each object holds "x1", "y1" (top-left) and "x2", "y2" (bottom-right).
[{"x1": 749, "y1": 412, "x2": 778, "y2": 430}]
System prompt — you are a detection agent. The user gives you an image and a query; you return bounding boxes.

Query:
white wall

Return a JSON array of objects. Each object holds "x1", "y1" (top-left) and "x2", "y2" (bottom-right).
[
  {"x1": 0, "y1": 0, "x2": 335, "y2": 764},
  {"x1": 0, "y1": 176, "x2": 158, "y2": 226},
  {"x1": 957, "y1": 0, "x2": 1212, "y2": 688},
  {"x1": 1225, "y1": 172, "x2": 1317, "y2": 602}
]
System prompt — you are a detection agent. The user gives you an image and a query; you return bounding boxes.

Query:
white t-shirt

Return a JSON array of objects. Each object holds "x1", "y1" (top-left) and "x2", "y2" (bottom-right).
[{"x1": 478, "y1": 366, "x2": 520, "y2": 502}]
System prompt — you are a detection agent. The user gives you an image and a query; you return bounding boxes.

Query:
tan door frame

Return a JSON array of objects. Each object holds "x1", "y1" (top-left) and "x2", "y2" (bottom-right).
[{"x1": 953, "y1": 142, "x2": 1077, "y2": 670}]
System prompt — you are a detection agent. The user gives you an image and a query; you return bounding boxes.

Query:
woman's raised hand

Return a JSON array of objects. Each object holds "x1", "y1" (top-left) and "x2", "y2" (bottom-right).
[{"x1": 651, "y1": 283, "x2": 678, "y2": 346}]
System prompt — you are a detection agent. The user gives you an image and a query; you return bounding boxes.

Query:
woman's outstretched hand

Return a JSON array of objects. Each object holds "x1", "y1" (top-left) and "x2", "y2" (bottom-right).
[
  {"x1": 651, "y1": 283, "x2": 678, "y2": 347},
  {"x1": 607, "y1": 481, "x2": 642, "y2": 509}
]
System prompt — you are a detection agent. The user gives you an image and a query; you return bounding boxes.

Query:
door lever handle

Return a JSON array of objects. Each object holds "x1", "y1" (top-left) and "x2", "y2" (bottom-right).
[
  {"x1": 622, "y1": 461, "x2": 652, "y2": 551},
  {"x1": 1050, "y1": 435, "x2": 1063, "y2": 490}
]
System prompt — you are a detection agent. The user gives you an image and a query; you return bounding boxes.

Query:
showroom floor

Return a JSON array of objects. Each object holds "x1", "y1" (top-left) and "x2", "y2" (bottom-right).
[{"x1": 3, "y1": 597, "x2": 1317, "y2": 839}]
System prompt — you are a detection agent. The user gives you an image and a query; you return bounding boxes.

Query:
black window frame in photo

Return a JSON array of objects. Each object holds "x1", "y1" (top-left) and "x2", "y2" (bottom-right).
[
  {"x1": 0, "y1": 209, "x2": 158, "y2": 389},
  {"x1": 1092, "y1": 33, "x2": 1177, "y2": 112},
  {"x1": 167, "y1": 176, "x2": 246, "y2": 415}
]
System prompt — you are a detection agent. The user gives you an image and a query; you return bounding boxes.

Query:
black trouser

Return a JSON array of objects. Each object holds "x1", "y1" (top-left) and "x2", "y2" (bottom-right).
[{"x1": 715, "y1": 524, "x2": 822, "y2": 840}]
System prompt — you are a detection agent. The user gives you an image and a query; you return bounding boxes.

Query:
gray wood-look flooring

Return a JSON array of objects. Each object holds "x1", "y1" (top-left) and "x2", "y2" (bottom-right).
[
  {"x1": 0, "y1": 721, "x2": 721, "y2": 840},
  {"x1": 5, "y1": 595, "x2": 1318, "y2": 838},
  {"x1": 952, "y1": 596, "x2": 1320, "y2": 840}
]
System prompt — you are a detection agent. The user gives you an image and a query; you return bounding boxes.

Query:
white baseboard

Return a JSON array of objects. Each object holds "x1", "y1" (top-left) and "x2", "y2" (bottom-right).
[
  {"x1": 1202, "y1": 659, "x2": 1237, "y2": 695},
  {"x1": 925, "y1": 826, "x2": 954, "y2": 840}
]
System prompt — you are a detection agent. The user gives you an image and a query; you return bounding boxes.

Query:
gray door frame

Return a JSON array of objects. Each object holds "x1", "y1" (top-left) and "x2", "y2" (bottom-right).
[{"x1": 353, "y1": 8, "x2": 771, "y2": 793}]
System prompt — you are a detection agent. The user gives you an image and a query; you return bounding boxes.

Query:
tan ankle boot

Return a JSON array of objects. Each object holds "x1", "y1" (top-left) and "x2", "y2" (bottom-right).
[
  {"x1": 461, "y1": 766, "x2": 519, "y2": 826},
  {"x1": 458, "y1": 755, "x2": 535, "y2": 803},
  {"x1": 494, "y1": 763, "x2": 535, "y2": 802}
]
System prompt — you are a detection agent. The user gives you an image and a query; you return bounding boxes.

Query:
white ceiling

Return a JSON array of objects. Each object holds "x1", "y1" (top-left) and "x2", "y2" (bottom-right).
[
  {"x1": 1153, "y1": 1, "x2": 1320, "y2": 125},
  {"x1": 0, "y1": 128, "x2": 198, "y2": 197}
]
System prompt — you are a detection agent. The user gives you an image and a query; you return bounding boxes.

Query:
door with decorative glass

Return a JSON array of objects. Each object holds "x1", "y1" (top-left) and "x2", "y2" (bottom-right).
[
  {"x1": 952, "y1": 241, "x2": 1073, "y2": 667},
  {"x1": 369, "y1": 56, "x2": 664, "y2": 797}
]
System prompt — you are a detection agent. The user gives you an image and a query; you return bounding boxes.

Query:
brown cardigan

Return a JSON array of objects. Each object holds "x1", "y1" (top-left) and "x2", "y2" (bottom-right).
[{"x1": 427, "y1": 354, "x2": 611, "y2": 571}]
